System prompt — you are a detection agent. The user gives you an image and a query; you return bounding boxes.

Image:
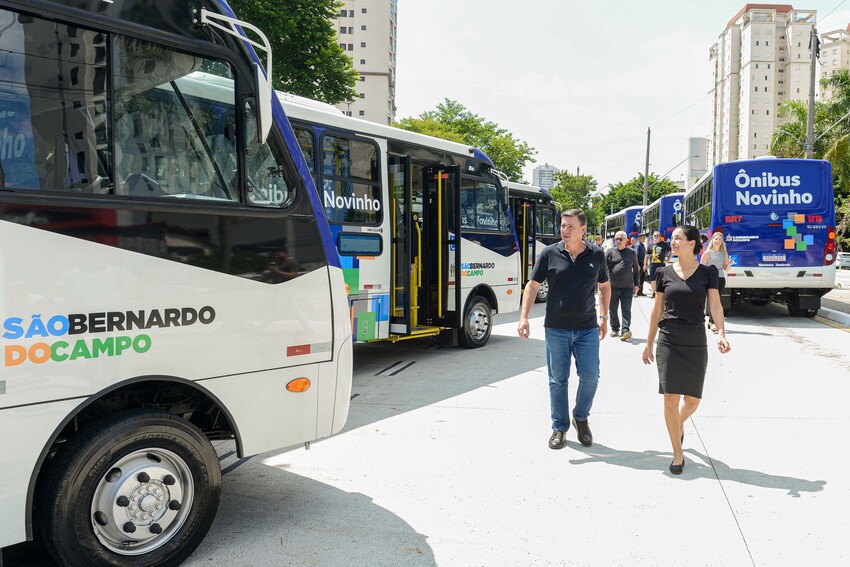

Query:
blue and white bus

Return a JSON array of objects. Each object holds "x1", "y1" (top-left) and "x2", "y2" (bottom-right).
[
  {"x1": 603, "y1": 205, "x2": 644, "y2": 246},
  {"x1": 506, "y1": 181, "x2": 560, "y2": 302},
  {"x1": 0, "y1": 1, "x2": 352, "y2": 565},
  {"x1": 684, "y1": 158, "x2": 837, "y2": 316},
  {"x1": 280, "y1": 95, "x2": 522, "y2": 348},
  {"x1": 641, "y1": 192, "x2": 685, "y2": 243}
]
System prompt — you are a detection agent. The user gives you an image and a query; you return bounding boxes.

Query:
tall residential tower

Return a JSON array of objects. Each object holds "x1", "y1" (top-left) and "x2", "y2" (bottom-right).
[
  {"x1": 532, "y1": 163, "x2": 559, "y2": 191},
  {"x1": 334, "y1": 0, "x2": 398, "y2": 124},
  {"x1": 709, "y1": 4, "x2": 816, "y2": 163}
]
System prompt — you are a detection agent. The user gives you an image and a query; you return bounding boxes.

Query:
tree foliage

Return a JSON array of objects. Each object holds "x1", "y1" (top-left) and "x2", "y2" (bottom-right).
[
  {"x1": 770, "y1": 68, "x2": 850, "y2": 248},
  {"x1": 396, "y1": 99, "x2": 536, "y2": 181},
  {"x1": 228, "y1": 0, "x2": 358, "y2": 104},
  {"x1": 599, "y1": 173, "x2": 680, "y2": 218},
  {"x1": 549, "y1": 171, "x2": 602, "y2": 233}
]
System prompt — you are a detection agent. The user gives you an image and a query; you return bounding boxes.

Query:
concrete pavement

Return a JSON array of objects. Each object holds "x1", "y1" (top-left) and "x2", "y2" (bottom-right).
[{"x1": 182, "y1": 295, "x2": 849, "y2": 567}]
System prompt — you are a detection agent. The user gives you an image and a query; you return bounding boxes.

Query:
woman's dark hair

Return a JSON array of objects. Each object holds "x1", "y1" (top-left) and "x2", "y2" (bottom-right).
[{"x1": 679, "y1": 225, "x2": 703, "y2": 256}]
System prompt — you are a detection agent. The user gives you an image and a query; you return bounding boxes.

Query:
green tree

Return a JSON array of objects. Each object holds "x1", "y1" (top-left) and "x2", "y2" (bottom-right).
[
  {"x1": 549, "y1": 171, "x2": 602, "y2": 233},
  {"x1": 228, "y1": 0, "x2": 358, "y2": 103},
  {"x1": 600, "y1": 173, "x2": 680, "y2": 221},
  {"x1": 396, "y1": 99, "x2": 536, "y2": 181},
  {"x1": 770, "y1": 68, "x2": 850, "y2": 248}
]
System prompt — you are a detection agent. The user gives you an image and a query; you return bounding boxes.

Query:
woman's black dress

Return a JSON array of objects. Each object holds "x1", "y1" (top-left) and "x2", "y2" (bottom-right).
[{"x1": 654, "y1": 264, "x2": 719, "y2": 398}]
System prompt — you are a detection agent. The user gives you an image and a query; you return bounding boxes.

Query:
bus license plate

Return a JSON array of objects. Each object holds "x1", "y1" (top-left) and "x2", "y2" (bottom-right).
[{"x1": 763, "y1": 254, "x2": 786, "y2": 262}]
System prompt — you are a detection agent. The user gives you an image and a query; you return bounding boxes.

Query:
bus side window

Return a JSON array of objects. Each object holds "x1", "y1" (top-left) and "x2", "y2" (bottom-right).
[
  {"x1": 112, "y1": 37, "x2": 238, "y2": 201},
  {"x1": 0, "y1": 11, "x2": 110, "y2": 193},
  {"x1": 244, "y1": 100, "x2": 294, "y2": 208}
]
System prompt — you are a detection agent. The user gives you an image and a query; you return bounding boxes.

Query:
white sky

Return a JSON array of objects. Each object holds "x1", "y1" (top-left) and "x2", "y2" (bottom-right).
[{"x1": 394, "y1": 0, "x2": 850, "y2": 189}]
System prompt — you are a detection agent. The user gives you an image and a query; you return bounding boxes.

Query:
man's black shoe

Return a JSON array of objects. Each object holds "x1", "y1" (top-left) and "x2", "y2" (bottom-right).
[
  {"x1": 548, "y1": 430, "x2": 567, "y2": 450},
  {"x1": 572, "y1": 419, "x2": 593, "y2": 447}
]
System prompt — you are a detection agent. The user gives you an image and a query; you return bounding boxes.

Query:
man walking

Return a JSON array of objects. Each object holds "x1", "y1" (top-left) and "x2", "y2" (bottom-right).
[
  {"x1": 517, "y1": 209, "x2": 611, "y2": 450},
  {"x1": 646, "y1": 231, "x2": 671, "y2": 298},
  {"x1": 633, "y1": 234, "x2": 647, "y2": 296},
  {"x1": 606, "y1": 231, "x2": 640, "y2": 341}
]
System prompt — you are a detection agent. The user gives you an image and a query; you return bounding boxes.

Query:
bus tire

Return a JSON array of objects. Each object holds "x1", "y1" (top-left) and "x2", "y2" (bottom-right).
[
  {"x1": 535, "y1": 280, "x2": 549, "y2": 303},
  {"x1": 458, "y1": 295, "x2": 492, "y2": 349},
  {"x1": 38, "y1": 410, "x2": 221, "y2": 567}
]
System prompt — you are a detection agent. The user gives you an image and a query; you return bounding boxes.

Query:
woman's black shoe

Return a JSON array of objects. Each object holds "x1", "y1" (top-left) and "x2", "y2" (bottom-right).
[{"x1": 669, "y1": 457, "x2": 685, "y2": 475}]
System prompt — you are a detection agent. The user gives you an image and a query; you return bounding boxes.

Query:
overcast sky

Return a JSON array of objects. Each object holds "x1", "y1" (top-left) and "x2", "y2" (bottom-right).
[{"x1": 394, "y1": 0, "x2": 850, "y2": 189}]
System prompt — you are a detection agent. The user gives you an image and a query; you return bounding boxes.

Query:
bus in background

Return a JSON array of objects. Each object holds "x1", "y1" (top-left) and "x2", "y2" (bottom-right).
[
  {"x1": 281, "y1": 95, "x2": 521, "y2": 348},
  {"x1": 684, "y1": 158, "x2": 837, "y2": 317},
  {"x1": 0, "y1": 1, "x2": 352, "y2": 566},
  {"x1": 506, "y1": 180, "x2": 560, "y2": 302},
  {"x1": 603, "y1": 205, "x2": 644, "y2": 247},
  {"x1": 641, "y1": 192, "x2": 685, "y2": 243}
]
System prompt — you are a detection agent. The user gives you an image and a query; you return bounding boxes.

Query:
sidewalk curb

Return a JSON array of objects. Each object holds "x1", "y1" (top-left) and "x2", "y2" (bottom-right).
[{"x1": 818, "y1": 307, "x2": 850, "y2": 326}]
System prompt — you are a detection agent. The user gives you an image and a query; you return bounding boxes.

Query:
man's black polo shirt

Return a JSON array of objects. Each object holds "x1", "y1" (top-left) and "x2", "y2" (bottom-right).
[{"x1": 530, "y1": 241, "x2": 608, "y2": 330}]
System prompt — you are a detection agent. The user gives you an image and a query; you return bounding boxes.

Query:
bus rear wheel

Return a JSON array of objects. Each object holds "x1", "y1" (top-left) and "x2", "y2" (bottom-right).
[
  {"x1": 458, "y1": 295, "x2": 492, "y2": 348},
  {"x1": 38, "y1": 410, "x2": 221, "y2": 567},
  {"x1": 535, "y1": 280, "x2": 549, "y2": 303}
]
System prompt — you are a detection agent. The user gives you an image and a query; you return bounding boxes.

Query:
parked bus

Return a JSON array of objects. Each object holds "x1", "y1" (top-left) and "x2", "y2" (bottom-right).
[
  {"x1": 684, "y1": 158, "x2": 837, "y2": 316},
  {"x1": 603, "y1": 205, "x2": 644, "y2": 246},
  {"x1": 0, "y1": 1, "x2": 352, "y2": 565},
  {"x1": 506, "y1": 181, "x2": 559, "y2": 302},
  {"x1": 280, "y1": 95, "x2": 521, "y2": 348},
  {"x1": 641, "y1": 192, "x2": 685, "y2": 242}
]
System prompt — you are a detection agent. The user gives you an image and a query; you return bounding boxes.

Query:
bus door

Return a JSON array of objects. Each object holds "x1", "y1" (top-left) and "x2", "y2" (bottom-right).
[
  {"x1": 422, "y1": 165, "x2": 461, "y2": 328},
  {"x1": 388, "y1": 155, "x2": 413, "y2": 334},
  {"x1": 511, "y1": 197, "x2": 535, "y2": 287}
]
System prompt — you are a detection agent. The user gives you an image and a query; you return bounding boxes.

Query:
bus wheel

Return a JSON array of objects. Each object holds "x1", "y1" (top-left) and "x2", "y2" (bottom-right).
[
  {"x1": 458, "y1": 295, "x2": 492, "y2": 348},
  {"x1": 535, "y1": 280, "x2": 549, "y2": 303},
  {"x1": 38, "y1": 410, "x2": 221, "y2": 567}
]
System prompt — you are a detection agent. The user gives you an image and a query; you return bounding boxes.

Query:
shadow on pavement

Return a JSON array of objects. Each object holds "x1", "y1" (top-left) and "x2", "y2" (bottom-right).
[
  {"x1": 183, "y1": 465, "x2": 436, "y2": 567},
  {"x1": 568, "y1": 443, "x2": 826, "y2": 497}
]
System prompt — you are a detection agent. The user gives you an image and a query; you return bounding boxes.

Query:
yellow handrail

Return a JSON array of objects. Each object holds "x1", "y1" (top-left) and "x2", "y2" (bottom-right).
[{"x1": 437, "y1": 171, "x2": 443, "y2": 317}]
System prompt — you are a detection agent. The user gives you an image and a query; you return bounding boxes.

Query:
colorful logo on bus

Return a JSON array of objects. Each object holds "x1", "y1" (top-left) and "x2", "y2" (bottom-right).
[{"x1": 2, "y1": 306, "x2": 216, "y2": 367}]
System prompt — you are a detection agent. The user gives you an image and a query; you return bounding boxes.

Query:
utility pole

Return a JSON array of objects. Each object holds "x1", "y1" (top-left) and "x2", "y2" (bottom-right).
[
  {"x1": 643, "y1": 127, "x2": 651, "y2": 206},
  {"x1": 805, "y1": 26, "x2": 818, "y2": 159}
]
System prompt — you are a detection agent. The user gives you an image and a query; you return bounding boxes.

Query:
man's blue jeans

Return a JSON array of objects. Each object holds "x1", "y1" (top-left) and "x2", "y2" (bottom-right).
[
  {"x1": 609, "y1": 286, "x2": 634, "y2": 333},
  {"x1": 545, "y1": 327, "x2": 600, "y2": 431}
]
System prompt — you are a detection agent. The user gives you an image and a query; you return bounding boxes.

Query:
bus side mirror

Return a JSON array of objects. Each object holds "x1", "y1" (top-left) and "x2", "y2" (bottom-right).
[{"x1": 253, "y1": 63, "x2": 272, "y2": 144}]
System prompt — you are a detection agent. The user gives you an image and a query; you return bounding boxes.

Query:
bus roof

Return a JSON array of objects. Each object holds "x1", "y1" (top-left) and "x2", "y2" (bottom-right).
[
  {"x1": 645, "y1": 192, "x2": 685, "y2": 210},
  {"x1": 278, "y1": 93, "x2": 493, "y2": 166},
  {"x1": 603, "y1": 205, "x2": 643, "y2": 221},
  {"x1": 505, "y1": 180, "x2": 553, "y2": 200}
]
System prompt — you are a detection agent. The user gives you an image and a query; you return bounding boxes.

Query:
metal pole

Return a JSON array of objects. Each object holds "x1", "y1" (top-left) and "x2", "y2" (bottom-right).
[
  {"x1": 643, "y1": 127, "x2": 651, "y2": 206},
  {"x1": 805, "y1": 26, "x2": 817, "y2": 159}
]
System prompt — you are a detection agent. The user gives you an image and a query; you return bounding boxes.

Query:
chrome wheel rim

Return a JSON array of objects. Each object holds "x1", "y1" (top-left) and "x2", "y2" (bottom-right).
[{"x1": 90, "y1": 448, "x2": 194, "y2": 555}]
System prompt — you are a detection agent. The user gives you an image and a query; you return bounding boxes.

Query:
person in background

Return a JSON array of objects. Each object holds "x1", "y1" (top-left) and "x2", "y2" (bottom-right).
[
  {"x1": 700, "y1": 232, "x2": 732, "y2": 333},
  {"x1": 642, "y1": 226, "x2": 731, "y2": 475},
  {"x1": 594, "y1": 235, "x2": 604, "y2": 248},
  {"x1": 606, "y1": 231, "x2": 640, "y2": 341},
  {"x1": 646, "y1": 231, "x2": 671, "y2": 298},
  {"x1": 518, "y1": 209, "x2": 611, "y2": 450},
  {"x1": 633, "y1": 234, "x2": 647, "y2": 296}
]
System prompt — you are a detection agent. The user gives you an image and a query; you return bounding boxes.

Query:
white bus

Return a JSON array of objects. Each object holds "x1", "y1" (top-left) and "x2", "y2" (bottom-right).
[
  {"x1": 506, "y1": 181, "x2": 560, "y2": 303},
  {"x1": 281, "y1": 96, "x2": 522, "y2": 348},
  {"x1": 0, "y1": 1, "x2": 352, "y2": 565}
]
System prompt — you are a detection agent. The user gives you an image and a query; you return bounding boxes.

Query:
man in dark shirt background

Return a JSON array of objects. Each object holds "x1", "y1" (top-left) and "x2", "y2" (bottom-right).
[
  {"x1": 517, "y1": 209, "x2": 611, "y2": 450},
  {"x1": 647, "y1": 231, "x2": 671, "y2": 298},
  {"x1": 632, "y1": 234, "x2": 647, "y2": 296},
  {"x1": 606, "y1": 231, "x2": 640, "y2": 341}
]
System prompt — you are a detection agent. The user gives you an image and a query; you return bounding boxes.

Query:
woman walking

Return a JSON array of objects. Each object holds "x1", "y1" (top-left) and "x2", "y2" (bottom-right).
[
  {"x1": 642, "y1": 226, "x2": 731, "y2": 475},
  {"x1": 700, "y1": 232, "x2": 732, "y2": 333}
]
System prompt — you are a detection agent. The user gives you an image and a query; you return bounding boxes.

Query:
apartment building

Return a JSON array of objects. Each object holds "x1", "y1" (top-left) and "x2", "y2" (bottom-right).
[
  {"x1": 709, "y1": 4, "x2": 816, "y2": 163},
  {"x1": 334, "y1": 0, "x2": 398, "y2": 124},
  {"x1": 532, "y1": 163, "x2": 559, "y2": 191},
  {"x1": 819, "y1": 26, "x2": 850, "y2": 101}
]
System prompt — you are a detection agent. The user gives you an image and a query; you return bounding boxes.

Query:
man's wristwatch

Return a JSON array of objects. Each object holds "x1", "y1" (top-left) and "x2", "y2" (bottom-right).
[{"x1": 599, "y1": 315, "x2": 609, "y2": 319}]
